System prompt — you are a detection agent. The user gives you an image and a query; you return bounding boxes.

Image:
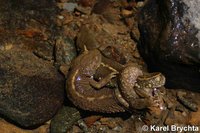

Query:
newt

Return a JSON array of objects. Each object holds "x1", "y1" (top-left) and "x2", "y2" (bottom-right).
[
  {"x1": 116, "y1": 65, "x2": 166, "y2": 110},
  {"x1": 66, "y1": 47, "x2": 167, "y2": 113},
  {"x1": 67, "y1": 25, "x2": 167, "y2": 113},
  {"x1": 66, "y1": 48, "x2": 126, "y2": 113}
]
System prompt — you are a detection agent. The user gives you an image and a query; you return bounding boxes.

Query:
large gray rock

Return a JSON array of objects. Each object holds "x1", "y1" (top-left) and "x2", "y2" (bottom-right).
[
  {"x1": 138, "y1": 0, "x2": 200, "y2": 90},
  {"x1": 0, "y1": 48, "x2": 64, "y2": 127}
]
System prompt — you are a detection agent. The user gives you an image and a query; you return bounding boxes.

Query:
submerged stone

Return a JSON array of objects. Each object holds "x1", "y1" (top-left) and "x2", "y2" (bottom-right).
[
  {"x1": 50, "y1": 106, "x2": 81, "y2": 133},
  {"x1": 138, "y1": 0, "x2": 200, "y2": 90},
  {"x1": 0, "y1": 48, "x2": 64, "y2": 127}
]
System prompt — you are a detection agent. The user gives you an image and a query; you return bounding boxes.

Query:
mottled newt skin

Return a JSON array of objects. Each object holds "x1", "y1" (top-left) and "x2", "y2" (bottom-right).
[
  {"x1": 66, "y1": 48, "x2": 167, "y2": 113},
  {"x1": 95, "y1": 64, "x2": 167, "y2": 116},
  {"x1": 117, "y1": 65, "x2": 166, "y2": 110},
  {"x1": 66, "y1": 49, "x2": 126, "y2": 113}
]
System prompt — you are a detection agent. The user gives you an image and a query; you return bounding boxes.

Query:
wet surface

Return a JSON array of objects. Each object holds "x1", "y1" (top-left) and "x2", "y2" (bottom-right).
[
  {"x1": 0, "y1": 0, "x2": 200, "y2": 133},
  {"x1": 138, "y1": 0, "x2": 200, "y2": 90}
]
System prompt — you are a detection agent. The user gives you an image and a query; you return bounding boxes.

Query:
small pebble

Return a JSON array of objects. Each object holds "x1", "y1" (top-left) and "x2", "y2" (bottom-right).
[
  {"x1": 77, "y1": 120, "x2": 88, "y2": 132},
  {"x1": 58, "y1": 2, "x2": 78, "y2": 12},
  {"x1": 136, "y1": 2, "x2": 145, "y2": 8},
  {"x1": 112, "y1": 126, "x2": 122, "y2": 132},
  {"x1": 121, "y1": 9, "x2": 133, "y2": 17},
  {"x1": 98, "y1": 125, "x2": 109, "y2": 132},
  {"x1": 69, "y1": 125, "x2": 83, "y2": 133},
  {"x1": 57, "y1": 15, "x2": 64, "y2": 19}
]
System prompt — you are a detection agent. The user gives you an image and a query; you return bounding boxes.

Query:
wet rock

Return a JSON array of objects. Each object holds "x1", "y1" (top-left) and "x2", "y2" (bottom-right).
[
  {"x1": 83, "y1": 115, "x2": 102, "y2": 127},
  {"x1": 0, "y1": 0, "x2": 58, "y2": 31},
  {"x1": 92, "y1": 0, "x2": 121, "y2": 24},
  {"x1": 56, "y1": 11, "x2": 74, "y2": 26},
  {"x1": 67, "y1": 125, "x2": 82, "y2": 133},
  {"x1": 76, "y1": 20, "x2": 144, "y2": 66},
  {"x1": 121, "y1": 116, "x2": 145, "y2": 133},
  {"x1": 100, "y1": 117, "x2": 123, "y2": 129},
  {"x1": 78, "y1": 0, "x2": 95, "y2": 7},
  {"x1": 75, "y1": 6, "x2": 92, "y2": 15},
  {"x1": 50, "y1": 106, "x2": 81, "y2": 133},
  {"x1": 55, "y1": 36, "x2": 77, "y2": 67},
  {"x1": 121, "y1": 9, "x2": 133, "y2": 17},
  {"x1": 0, "y1": 48, "x2": 64, "y2": 127},
  {"x1": 189, "y1": 110, "x2": 200, "y2": 125},
  {"x1": 138, "y1": 0, "x2": 200, "y2": 90},
  {"x1": 0, "y1": 119, "x2": 49, "y2": 133},
  {"x1": 33, "y1": 41, "x2": 54, "y2": 61},
  {"x1": 57, "y1": 2, "x2": 78, "y2": 12},
  {"x1": 0, "y1": 0, "x2": 59, "y2": 62},
  {"x1": 92, "y1": 0, "x2": 111, "y2": 15},
  {"x1": 165, "y1": 111, "x2": 189, "y2": 125},
  {"x1": 188, "y1": 91, "x2": 200, "y2": 125},
  {"x1": 77, "y1": 119, "x2": 89, "y2": 132}
]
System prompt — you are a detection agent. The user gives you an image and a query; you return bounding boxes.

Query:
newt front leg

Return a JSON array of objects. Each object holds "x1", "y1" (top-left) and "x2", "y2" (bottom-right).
[{"x1": 90, "y1": 71, "x2": 118, "y2": 89}]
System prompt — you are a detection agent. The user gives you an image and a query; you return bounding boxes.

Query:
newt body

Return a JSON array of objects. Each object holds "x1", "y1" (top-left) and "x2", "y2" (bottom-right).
[
  {"x1": 118, "y1": 65, "x2": 166, "y2": 110},
  {"x1": 66, "y1": 49, "x2": 125, "y2": 113}
]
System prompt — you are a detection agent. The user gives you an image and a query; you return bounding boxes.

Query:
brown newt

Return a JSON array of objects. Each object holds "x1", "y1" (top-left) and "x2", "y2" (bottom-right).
[
  {"x1": 117, "y1": 64, "x2": 166, "y2": 110},
  {"x1": 66, "y1": 49, "x2": 126, "y2": 113}
]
